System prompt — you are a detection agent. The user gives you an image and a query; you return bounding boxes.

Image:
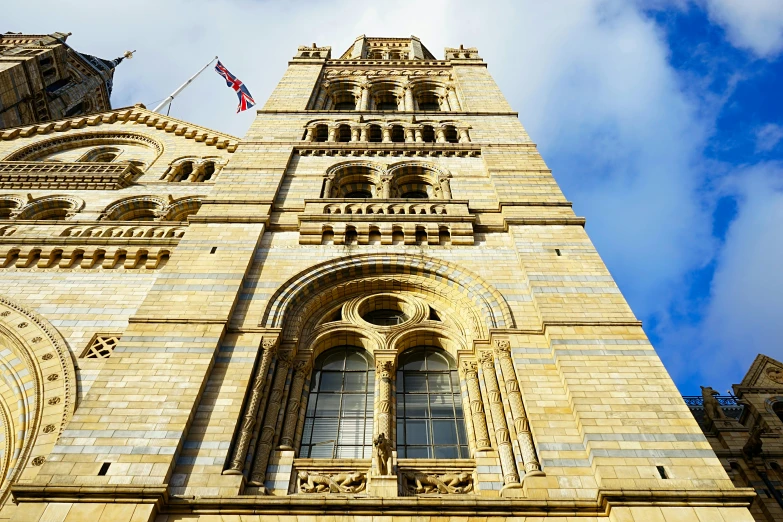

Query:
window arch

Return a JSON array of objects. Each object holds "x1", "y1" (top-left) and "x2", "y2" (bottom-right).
[
  {"x1": 301, "y1": 346, "x2": 375, "y2": 458},
  {"x1": 396, "y1": 347, "x2": 468, "y2": 458},
  {"x1": 774, "y1": 402, "x2": 783, "y2": 425},
  {"x1": 78, "y1": 146, "x2": 121, "y2": 163}
]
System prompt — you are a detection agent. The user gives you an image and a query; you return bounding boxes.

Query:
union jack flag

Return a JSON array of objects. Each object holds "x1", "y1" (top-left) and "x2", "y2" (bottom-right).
[{"x1": 214, "y1": 60, "x2": 256, "y2": 113}]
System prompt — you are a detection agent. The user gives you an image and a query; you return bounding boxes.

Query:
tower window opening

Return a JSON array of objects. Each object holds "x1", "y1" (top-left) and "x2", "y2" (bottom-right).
[
  {"x1": 64, "y1": 102, "x2": 84, "y2": 117},
  {"x1": 98, "y1": 462, "x2": 111, "y2": 476},
  {"x1": 401, "y1": 190, "x2": 428, "y2": 199},
  {"x1": 210, "y1": 247, "x2": 217, "y2": 254},
  {"x1": 334, "y1": 100, "x2": 356, "y2": 110},
  {"x1": 321, "y1": 229, "x2": 334, "y2": 245},
  {"x1": 38, "y1": 56, "x2": 53, "y2": 66},
  {"x1": 338, "y1": 125, "x2": 351, "y2": 143},
  {"x1": 42, "y1": 68, "x2": 56, "y2": 78},
  {"x1": 555, "y1": 248, "x2": 561, "y2": 256},
  {"x1": 656, "y1": 466, "x2": 668, "y2": 479},
  {"x1": 422, "y1": 125, "x2": 436, "y2": 143},
  {"x1": 415, "y1": 227, "x2": 428, "y2": 245},
  {"x1": 392, "y1": 227, "x2": 404, "y2": 245},
  {"x1": 345, "y1": 190, "x2": 372, "y2": 199},
  {"x1": 345, "y1": 227, "x2": 358, "y2": 245},
  {"x1": 444, "y1": 125, "x2": 459, "y2": 143},
  {"x1": 375, "y1": 93, "x2": 398, "y2": 111},
  {"x1": 202, "y1": 162, "x2": 216, "y2": 181},
  {"x1": 177, "y1": 162, "x2": 193, "y2": 182},
  {"x1": 391, "y1": 125, "x2": 405, "y2": 143},
  {"x1": 417, "y1": 94, "x2": 440, "y2": 111},
  {"x1": 315, "y1": 124, "x2": 328, "y2": 142},
  {"x1": 368, "y1": 124, "x2": 383, "y2": 143},
  {"x1": 368, "y1": 227, "x2": 381, "y2": 245},
  {"x1": 438, "y1": 227, "x2": 451, "y2": 245}
]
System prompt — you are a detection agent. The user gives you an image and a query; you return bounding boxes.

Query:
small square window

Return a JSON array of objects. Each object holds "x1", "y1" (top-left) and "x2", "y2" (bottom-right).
[{"x1": 82, "y1": 334, "x2": 120, "y2": 359}]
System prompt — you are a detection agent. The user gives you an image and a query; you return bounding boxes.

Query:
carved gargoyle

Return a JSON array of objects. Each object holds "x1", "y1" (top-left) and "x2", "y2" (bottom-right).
[
  {"x1": 373, "y1": 433, "x2": 393, "y2": 476},
  {"x1": 742, "y1": 424, "x2": 765, "y2": 460},
  {"x1": 403, "y1": 471, "x2": 473, "y2": 494},
  {"x1": 700, "y1": 386, "x2": 727, "y2": 421},
  {"x1": 297, "y1": 471, "x2": 366, "y2": 494}
]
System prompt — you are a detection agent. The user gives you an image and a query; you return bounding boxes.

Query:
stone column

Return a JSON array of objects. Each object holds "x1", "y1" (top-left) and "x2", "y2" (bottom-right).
[
  {"x1": 351, "y1": 126, "x2": 361, "y2": 142},
  {"x1": 404, "y1": 128, "x2": 415, "y2": 143},
  {"x1": 461, "y1": 360, "x2": 492, "y2": 451},
  {"x1": 380, "y1": 174, "x2": 392, "y2": 199},
  {"x1": 279, "y1": 359, "x2": 310, "y2": 450},
  {"x1": 480, "y1": 350, "x2": 520, "y2": 486},
  {"x1": 414, "y1": 128, "x2": 423, "y2": 143},
  {"x1": 495, "y1": 340, "x2": 543, "y2": 475},
  {"x1": 314, "y1": 81, "x2": 330, "y2": 110},
  {"x1": 224, "y1": 336, "x2": 278, "y2": 474},
  {"x1": 403, "y1": 84, "x2": 414, "y2": 111},
  {"x1": 359, "y1": 84, "x2": 370, "y2": 111},
  {"x1": 375, "y1": 358, "x2": 396, "y2": 444},
  {"x1": 458, "y1": 128, "x2": 471, "y2": 143},
  {"x1": 438, "y1": 95, "x2": 450, "y2": 112},
  {"x1": 439, "y1": 176, "x2": 452, "y2": 200},
  {"x1": 381, "y1": 126, "x2": 392, "y2": 143},
  {"x1": 187, "y1": 164, "x2": 204, "y2": 182},
  {"x1": 436, "y1": 128, "x2": 447, "y2": 143},
  {"x1": 323, "y1": 176, "x2": 333, "y2": 198},
  {"x1": 359, "y1": 126, "x2": 369, "y2": 142},
  {"x1": 446, "y1": 87, "x2": 460, "y2": 110},
  {"x1": 327, "y1": 126, "x2": 337, "y2": 142},
  {"x1": 304, "y1": 127, "x2": 315, "y2": 142},
  {"x1": 248, "y1": 351, "x2": 293, "y2": 487}
]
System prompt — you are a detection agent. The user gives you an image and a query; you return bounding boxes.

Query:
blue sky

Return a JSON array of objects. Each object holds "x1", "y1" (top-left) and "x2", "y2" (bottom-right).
[{"x1": 6, "y1": 0, "x2": 783, "y2": 395}]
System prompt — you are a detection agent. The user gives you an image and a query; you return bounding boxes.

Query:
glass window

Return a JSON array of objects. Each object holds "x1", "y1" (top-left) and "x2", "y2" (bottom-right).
[
  {"x1": 300, "y1": 346, "x2": 374, "y2": 458},
  {"x1": 396, "y1": 347, "x2": 468, "y2": 458},
  {"x1": 363, "y1": 309, "x2": 408, "y2": 326}
]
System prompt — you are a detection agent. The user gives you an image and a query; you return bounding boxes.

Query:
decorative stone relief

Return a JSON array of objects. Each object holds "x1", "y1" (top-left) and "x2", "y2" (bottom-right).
[
  {"x1": 279, "y1": 359, "x2": 311, "y2": 449},
  {"x1": 766, "y1": 366, "x2": 783, "y2": 385},
  {"x1": 373, "y1": 432, "x2": 393, "y2": 476},
  {"x1": 297, "y1": 471, "x2": 367, "y2": 494},
  {"x1": 460, "y1": 359, "x2": 492, "y2": 451},
  {"x1": 479, "y1": 350, "x2": 520, "y2": 485},
  {"x1": 402, "y1": 471, "x2": 473, "y2": 494},
  {"x1": 701, "y1": 386, "x2": 727, "y2": 421}
]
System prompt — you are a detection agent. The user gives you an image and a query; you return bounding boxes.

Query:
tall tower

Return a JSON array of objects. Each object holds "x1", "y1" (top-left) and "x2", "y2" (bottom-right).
[
  {"x1": 0, "y1": 32, "x2": 126, "y2": 129},
  {"x1": 0, "y1": 36, "x2": 755, "y2": 521}
]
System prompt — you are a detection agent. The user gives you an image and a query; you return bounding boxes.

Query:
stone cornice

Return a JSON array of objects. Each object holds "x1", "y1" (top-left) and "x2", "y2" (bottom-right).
[
  {"x1": 0, "y1": 105, "x2": 240, "y2": 152},
  {"x1": 0, "y1": 161, "x2": 139, "y2": 190}
]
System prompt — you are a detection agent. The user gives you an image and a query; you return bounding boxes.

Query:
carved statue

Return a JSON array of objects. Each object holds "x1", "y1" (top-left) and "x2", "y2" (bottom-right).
[
  {"x1": 700, "y1": 386, "x2": 727, "y2": 421},
  {"x1": 403, "y1": 471, "x2": 473, "y2": 494},
  {"x1": 766, "y1": 366, "x2": 783, "y2": 385},
  {"x1": 742, "y1": 424, "x2": 765, "y2": 460},
  {"x1": 297, "y1": 471, "x2": 366, "y2": 493},
  {"x1": 373, "y1": 432, "x2": 393, "y2": 476}
]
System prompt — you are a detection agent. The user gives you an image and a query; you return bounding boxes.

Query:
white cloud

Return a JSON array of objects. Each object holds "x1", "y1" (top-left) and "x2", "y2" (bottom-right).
[
  {"x1": 755, "y1": 123, "x2": 783, "y2": 152},
  {"x1": 694, "y1": 165, "x2": 783, "y2": 385},
  {"x1": 703, "y1": 0, "x2": 783, "y2": 58}
]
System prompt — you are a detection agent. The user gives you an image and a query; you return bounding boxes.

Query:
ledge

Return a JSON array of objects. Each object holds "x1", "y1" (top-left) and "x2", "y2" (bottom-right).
[{"x1": 0, "y1": 161, "x2": 140, "y2": 190}]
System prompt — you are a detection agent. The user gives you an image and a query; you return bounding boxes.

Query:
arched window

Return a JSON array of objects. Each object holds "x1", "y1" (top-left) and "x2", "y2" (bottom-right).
[
  {"x1": 175, "y1": 162, "x2": 193, "y2": 182},
  {"x1": 396, "y1": 347, "x2": 467, "y2": 458},
  {"x1": 391, "y1": 125, "x2": 405, "y2": 143},
  {"x1": 774, "y1": 402, "x2": 783, "y2": 425},
  {"x1": 314, "y1": 124, "x2": 328, "y2": 142},
  {"x1": 401, "y1": 190, "x2": 428, "y2": 199},
  {"x1": 338, "y1": 124, "x2": 352, "y2": 142},
  {"x1": 421, "y1": 125, "x2": 435, "y2": 143},
  {"x1": 334, "y1": 100, "x2": 356, "y2": 110},
  {"x1": 368, "y1": 124, "x2": 383, "y2": 143},
  {"x1": 301, "y1": 347, "x2": 374, "y2": 458},
  {"x1": 201, "y1": 162, "x2": 216, "y2": 181},
  {"x1": 417, "y1": 95, "x2": 440, "y2": 111},
  {"x1": 444, "y1": 125, "x2": 459, "y2": 144}
]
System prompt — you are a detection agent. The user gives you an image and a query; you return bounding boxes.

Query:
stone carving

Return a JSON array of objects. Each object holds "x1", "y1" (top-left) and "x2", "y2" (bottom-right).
[
  {"x1": 701, "y1": 386, "x2": 727, "y2": 421},
  {"x1": 47, "y1": 373, "x2": 59, "y2": 382},
  {"x1": 403, "y1": 472, "x2": 473, "y2": 494},
  {"x1": 743, "y1": 424, "x2": 765, "y2": 460},
  {"x1": 460, "y1": 359, "x2": 492, "y2": 450},
  {"x1": 47, "y1": 397, "x2": 60, "y2": 405},
  {"x1": 41, "y1": 353, "x2": 53, "y2": 361},
  {"x1": 766, "y1": 366, "x2": 783, "y2": 385},
  {"x1": 17, "y1": 322, "x2": 28, "y2": 329},
  {"x1": 31, "y1": 337, "x2": 42, "y2": 343},
  {"x1": 224, "y1": 336, "x2": 278, "y2": 475},
  {"x1": 42, "y1": 424, "x2": 56, "y2": 434},
  {"x1": 297, "y1": 471, "x2": 366, "y2": 493},
  {"x1": 248, "y1": 350, "x2": 292, "y2": 487},
  {"x1": 375, "y1": 359, "x2": 395, "y2": 448},
  {"x1": 479, "y1": 350, "x2": 520, "y2": 485},
  {"x1": 279, "y1": 359, "x2": 310, "y2": 449},
  {"x1": 373, "y1": 433, "x2": 393, "y2": 476},
  {"x1": 31, "y1": 456, "x2": 45, "y2": 466}
]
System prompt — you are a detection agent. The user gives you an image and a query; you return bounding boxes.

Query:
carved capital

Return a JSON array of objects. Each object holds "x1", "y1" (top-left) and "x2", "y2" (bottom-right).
[
  {"x1": 494, "y1": 339, "x2": 511, "y2": 354},
  {"x1": 277, "y1": 350, "x2": 293, "y2": 368},
  {"x1": 262, "y1": 336, "x2": 279, "y2": 353},
  {"x1": 376, "y1": 359, "x2": 396, "y2": 378},
  {"x1": 294, "y1": 359, "x2": 311, "y2": 377},
  {"x1": 479, "y1": 350, "x2": 494, "y2": 368},
  {"x1": 460, "y1": 360, "x2": 478, "y2": 376}
]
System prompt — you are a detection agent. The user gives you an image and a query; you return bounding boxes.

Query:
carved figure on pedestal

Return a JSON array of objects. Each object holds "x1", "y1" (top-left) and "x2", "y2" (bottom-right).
[
  {"x1": 701, "y1": 386, "x2": 727, "y2": 421},
  {"x1": 297, "y1": 471, "x2": 366, "y2": 493},
  {"x1": 373, "y1": 432, "x2": 393, "y2": 476},
  {"x1": 742, "y1": 424, "x2": 765, "y2": 460},
  {"x1": 403, "y1": 471, "x2": 473, "y2": 494}
]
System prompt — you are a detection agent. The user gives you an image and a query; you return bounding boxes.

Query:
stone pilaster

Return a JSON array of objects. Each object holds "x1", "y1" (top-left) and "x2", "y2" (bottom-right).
[
  {"x1": 494, "y1": 339, "x2": 543, "y2": 476},
  {"x1": 278, "y1": 359, "x2": 310, "y2": 450},
  {"x1": 374, "y1": 358, "x2": 396, "y2": 444},
  {"x1": 480, "y1": 350, "x2": 520, "y2": 487},
  {"x1": 460, "y1": 359, "x2": 492, "y2": 451},
  {"x1": 224, "y1": 336, "x2": 279, "y2": 474}
]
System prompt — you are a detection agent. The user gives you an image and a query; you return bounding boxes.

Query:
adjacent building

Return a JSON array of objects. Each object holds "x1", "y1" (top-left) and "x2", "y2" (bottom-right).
[
  {"x1": 0, "y1": 31, "x2": 127, "y2": 129},
  {"x1": 0, "y1": 35, "x2": 756, "y2": 521}
]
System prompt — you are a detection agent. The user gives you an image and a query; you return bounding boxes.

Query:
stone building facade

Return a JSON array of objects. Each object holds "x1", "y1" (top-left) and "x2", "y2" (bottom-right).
[
  {"x1": 0, "y1": 32, "x2": 127, "y2": 130},
  {"x1": 0, "y1": 35, "x2": 755, "y2": 521},
  {"x1": 686, "y1": 354, "x2": 783, "y2": 521}
]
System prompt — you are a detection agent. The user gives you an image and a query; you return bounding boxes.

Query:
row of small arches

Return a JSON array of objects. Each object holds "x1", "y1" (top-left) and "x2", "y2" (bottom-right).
[
  {"x1": 305, "y1": 123, "x2": 466, "y2": 144},
  {"x1": 322, "y1": 225, "x2": 451, "y2": 246},
  {"x1": 324, "y1": 204, "x2": 447, "y2": 215},
  {"x1": 0, "y1": 195, "x2": 202, "y2": 222}
]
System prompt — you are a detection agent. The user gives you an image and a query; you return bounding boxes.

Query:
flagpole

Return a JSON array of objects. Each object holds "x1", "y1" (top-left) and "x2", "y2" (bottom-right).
[{"x1": 152, "y1": 56, "x2": 219, "y2": 113}]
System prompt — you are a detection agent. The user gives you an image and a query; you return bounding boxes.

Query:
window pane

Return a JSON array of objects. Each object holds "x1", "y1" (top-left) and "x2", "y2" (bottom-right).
[
  {"x1": 457, "y1": 419, "x2": 467, "y2": 445},
  {"x1": 402, "y1": 352, "x2": 426, "y2": 370},
  {"x1": 434, "y1": 445, "x2": 459, "y2": 459},
  {"x1": 319, "y1": 372, "x2": 342, "y2": 392},
  {"x1": 451, "y1": 371, "x2": 460, "y2": 387},
  {"x1": 309, "y1": 442, "x2": 334, "y2": 458},
  {"x1": 321, "y1": 352, "x2": 346, "y2": 370},
  {"x1": 397, "y1": 420, "x2": 405, "y2": 445},
  {"x1": 315, "y1": 394, "x2": 340, "y2": 417},
  {"x1": 404, "y1": 394, "x2": 428, "y2": 417},
  {"x1": 426, "y1": 352, "x2": 449, "y2": 370},
  {"x1": 342, "y1": 394, "x2": 365, "y2": 416},
  {"x1": 406, "y1": 419, "x2": 430, "y2": 444},
  {"x1": 433, "y1": 420, "x2": 458, "y2": 444},
  {"x1": 305, "y1": 393, "x2": 318, "y2": 416},
  {"x1": 336, "y1": 445, "x2": 364, "y2": 458},
  {"x1": 430, "y1": 394, "x2": 453, "y2": 417},
  {"x1": 344, "y1": 372, "x2": 367, "y2": 391},
  {"x1": 406, "y1": 446, "x2": 431, "y2": 458},
  {"x1": 338, "y1": 418, "x2": 365, "y2": 444},
  {"x1": 405, "y1": 374, "x2": 427, "y2": 392},
  {"x1": 301, "y1": 418, "x2": 314, "y2": 444},
  {"x1": 428, "y1": 374, "x2": 451, "y2": 392},
  {"x1": 345, "y1": 352, "x2": 368, "y2": 370},
  {"x1": 311, "y1": 418, "x2": 338, "y2": 443},
  {"x1": 460, "y1": 445, "x2": 469, "y2": 458}
]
